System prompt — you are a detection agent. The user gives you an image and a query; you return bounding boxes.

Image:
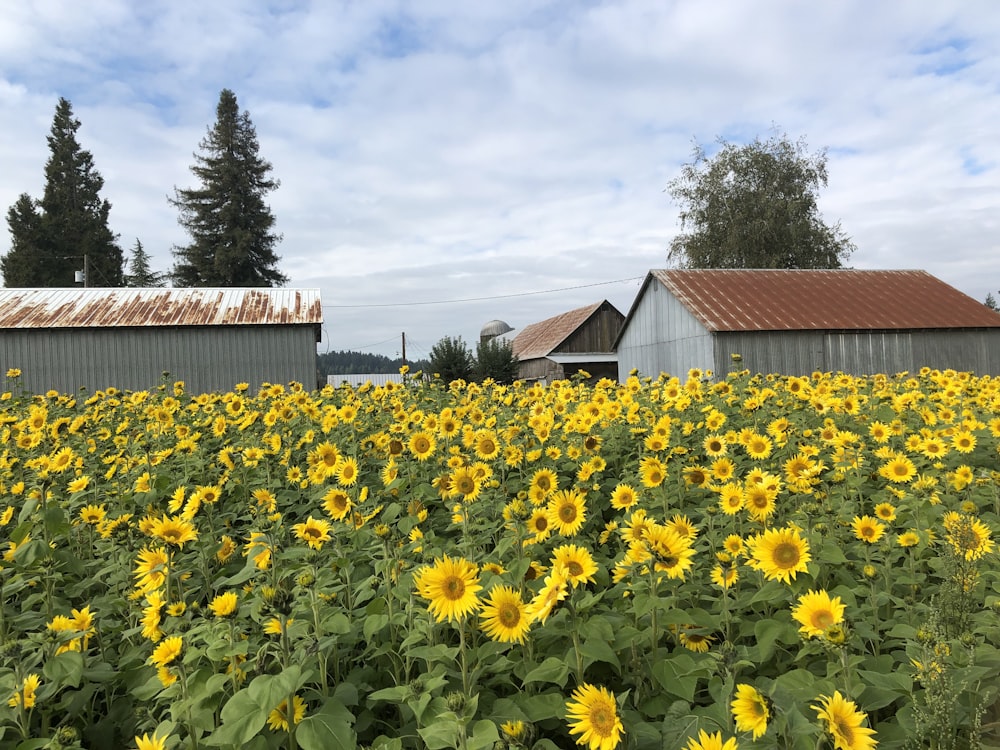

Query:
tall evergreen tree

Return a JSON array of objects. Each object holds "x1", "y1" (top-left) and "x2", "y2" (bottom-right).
[
  {"x1": 170, "y1": 89, "x2": 287, "y2": 287},
  {"x1": 3, "y1": 98, "x2": 124, "y2": 287},
  {"x1": 124, "y1": 239, "x2": 166, "y2": 287}
]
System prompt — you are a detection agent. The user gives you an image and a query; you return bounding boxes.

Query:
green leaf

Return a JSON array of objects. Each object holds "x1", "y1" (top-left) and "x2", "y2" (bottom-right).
[
  {"x1": 522, "y1": 657, "x2": 569, "y2": 687},
  {"x1": 515, "y1": 691, "x2": 566, "y2": 722},
  {"x1": 204, "y1": 690, "x2": 267, "y2": 747},
  {"x1": 753, "y1": 616, "x2": 797, "y2": 662},
  {"x1": 417, "y1": 719, "x2": 460, "y2": 750},
  {"x1": 579, "y1": 637, "x2": 621, "y2": 672},
  {"x1": 858, "y1": 670, "x2": 912, "y2": 710},
  {"x1": 295, "y1": 697, "x2": 357, "y2": 750},
  {"x1": 467, "y1": 720, "x2": 500, "y2": 750},
  {"x1": 43, "y1": 651, "x2": 84, "y2": 688}
]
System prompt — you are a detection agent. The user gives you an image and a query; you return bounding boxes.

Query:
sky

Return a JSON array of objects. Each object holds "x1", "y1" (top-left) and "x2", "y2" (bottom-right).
[{"x1": 1, "y1": 2, "x2": 998, "y2": 362}]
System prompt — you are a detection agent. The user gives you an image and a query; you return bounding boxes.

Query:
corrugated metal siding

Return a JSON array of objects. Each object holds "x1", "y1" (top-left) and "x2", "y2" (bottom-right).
[
  {"x1": 0, "y1": 325, "x2": 319, "y2": 394},
  {"x1": 823, "y1": 332, "x2": 912, "y2": 375},
  {"x1": 715, "y1": 332, "x2": 826, "y2": 376},
  {"x1": 910, "y1": 330, "x2": 1000, "y2": 374},
  {"x1": 328, "y1": 373, "x2": 405, "y2": 387},
  {"x1": 616, "y1": 281, "x2": 713, "y2": 379},
  {"x1": 517, "y1": 358, "x2": 563, "y2": 383}
]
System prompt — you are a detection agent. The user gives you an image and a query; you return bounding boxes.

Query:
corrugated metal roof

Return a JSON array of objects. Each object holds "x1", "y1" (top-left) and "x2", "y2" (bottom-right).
[
  {"x1": 647, "y1": 269, "x2": 1000, "y2": 332},
  {"x1": 0, "y1": 288, "x2": 323, "y2": 329},
  {"x1": 512, "y1": 301, "x2": 604, "y2": 360}
]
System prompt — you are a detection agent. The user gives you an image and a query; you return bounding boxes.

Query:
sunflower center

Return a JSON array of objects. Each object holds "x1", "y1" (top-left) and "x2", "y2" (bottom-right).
[
  {"x1": 559, "y1": 505, "x2": 577, "y2": 523},
  {"x1": 567, "y1": 561, "x2": 584, "y2": 577},
  {"x1": 533, "y1": 517, "x2": 548, "y2": 532},
  {"x1": 457, "y1": 478, "x2": 475, "y2": 494},
  {"x1": 414, "y1": 438, "x2": 429, "y2": 453},
  {"x1": 811, "y1": 609, "x2": 835, "y2": 629},
  {"x1": 443, "y1": 575, "x2": 466, "y2": 600},
  {"x1": 498, "y1": 604, "x2": 520, "y2": 627},
  {"x1": 773, "y1": 542, "x2": 800, "y2": 568},
  {"x1": 589, "y1": 705, "x2": 615, "y2": 736}
]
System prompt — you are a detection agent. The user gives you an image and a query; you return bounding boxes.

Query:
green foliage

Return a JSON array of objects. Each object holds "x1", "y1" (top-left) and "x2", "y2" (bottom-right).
[
  {"x1": 317, "y1": 351, "x2": 429, "y2": 378},
  {"x1": 124, "y1": 239, "x2": 167, "y2": 287},
  {"x1": 171, "y1": 89, "x2": 287, "y2": 287},
  {"x1": 428, "y1": 336, "x2": 474, "y2": 383},
  {"x1": 474, "y1": 337, "x2": 519, "y2": 384},
  {"x1": 667, "y1": 130, "x2": 855, "y2": 269},
  {"x1": 3, "y1": 98, "x2": 124, "y2": 287},
  {"x1": 984, "y1": 293, "x2": 998, "y2": 312}
]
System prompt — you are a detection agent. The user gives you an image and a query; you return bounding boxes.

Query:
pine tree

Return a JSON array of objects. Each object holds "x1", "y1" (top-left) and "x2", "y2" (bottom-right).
[
  {"x1": 124, "y1": 239, "x2": 166, "y2": 287},
  {"x1": 170, "y1": 89, "x2": 287, "y2": 287},
  {"x1": 3, "y1": 98, "x2": 124, "y2": 287}
]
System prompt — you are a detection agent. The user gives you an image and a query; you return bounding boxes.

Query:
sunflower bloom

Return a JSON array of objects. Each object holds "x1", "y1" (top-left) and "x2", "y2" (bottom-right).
[
  {"x1": 134, "y1": 547, "x2": 170, "y2": 593},
  {"x1": 551, "y1": 544, "x2": 599, "y2": 588},
  {"x1": 293, "y1": 516, "x2": 332, "y2": 550},
  {"x1": 412, "y1": 555, "x2": 482, "y2": 623},
  {"x1": 812, "y1": 691, "x2": 878, "y2": 750},
  {"x1": 852, "y1": 516, "x2": 886, "y2": 544},
  {"x1": 526, "y1": 564, "x2": 569, "y2": 624},
  {"x1": 747, "y1": 526, "x2": 811, "y2": 584},
  {"x1": 267, "y1": 695, "x2": 307, "y2": 731},
  {"x1": 149, "y1": 635, "x2": 183, "y2": 668},
  {"x1": 209, "y1": 592, "x2": 239, "y2": 618},
  {"x1": 8, "y1": 674, "x2": 40, "y2": 709},
  {"x1": 149, "y1": 515, "x2": 198, "y2": 547},
  {"x1": 731, "y1": 683, "x2": 769, "y2": 739},
  {"x1": 134, "y1": 732, "x2": 169, "y2": 750},
  {"x1": 791, "y1": 589, "x2": 846, "y2": 638},
  {"x1": 547, "y1": 489, "x2": 587, "y2": 536},
  {"x1": 684, "y1": 729, "x2": 739, "y2": 750},
  {"x1": 479, "y1": 585, "x2": 531, "y2": 644},
  {"x1": 565, "y1": 683, "x2": 624, "y2": 750}
]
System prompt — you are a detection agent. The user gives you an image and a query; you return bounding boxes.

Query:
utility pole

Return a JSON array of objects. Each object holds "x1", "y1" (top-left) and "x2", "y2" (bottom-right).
[{"x1": 401, "y1": 332, "x2": 407, "y2": 365}]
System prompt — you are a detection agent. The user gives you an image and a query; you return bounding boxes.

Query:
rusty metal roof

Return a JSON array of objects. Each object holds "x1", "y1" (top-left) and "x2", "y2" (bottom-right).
[
  {"x1": 0, "y1": 288, "x2": 323, "y2": 330},
  {"x1": 645, "y1": 269, "x2": 1000, "y2": 332},
  {"x1": 512, "y1": 301, "x2": 604, "y2": 360}
]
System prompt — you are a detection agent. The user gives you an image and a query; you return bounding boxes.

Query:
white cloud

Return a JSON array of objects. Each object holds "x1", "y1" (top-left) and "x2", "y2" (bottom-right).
[{"x1": 1, "y1": 0, "x2": 999, "y2": 358}]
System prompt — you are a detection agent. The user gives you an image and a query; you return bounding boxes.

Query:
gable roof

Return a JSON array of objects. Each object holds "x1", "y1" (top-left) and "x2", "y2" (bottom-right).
[
  {"x1": 0, "y1": 288, "x2": 323, "y2": 332},
  {"x1": 635, "y1": 269, "x2": 1000, "y2": 332},
  {"x1": 512, "y1": 301, "x2": 605, "y2": 360}
]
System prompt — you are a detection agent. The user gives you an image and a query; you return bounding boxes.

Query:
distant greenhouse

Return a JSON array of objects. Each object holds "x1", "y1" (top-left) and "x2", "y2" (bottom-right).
[{"x1": 0, "y1": 288, "x2": 322, "y2": 394}]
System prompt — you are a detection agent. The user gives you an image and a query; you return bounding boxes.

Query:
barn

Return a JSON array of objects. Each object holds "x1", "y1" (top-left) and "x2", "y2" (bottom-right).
[
  {"x1": 0, "y1": 287, "x2": 323, "y2": 394},
  {"x1": 511, "y1": 300, "x2": 624, "y2": 383},
  {"x1": 614, "y1": 269, "x2": 1000, "y2": 379}
]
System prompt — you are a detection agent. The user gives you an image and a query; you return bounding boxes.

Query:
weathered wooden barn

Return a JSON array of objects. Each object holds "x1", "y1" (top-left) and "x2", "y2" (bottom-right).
[
  {"x1": 614, "y1": 269, "x2": 1000, "y2": 379},
  {"x1": 511, "y1": 300, "x2": 624, "y2": 383},
  {"x1": 0, "y1": 288, "x2": 323, "y2": 394}
]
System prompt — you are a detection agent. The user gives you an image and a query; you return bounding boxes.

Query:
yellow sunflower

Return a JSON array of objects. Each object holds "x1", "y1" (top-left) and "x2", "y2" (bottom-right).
[
  {"x1": 267, "y1": 695, "x2": 307, "y2": 731},
  {"x1": 878, "y1": 454, "x2": 916, "y2": 484},
  {"x1": 408, "y1": 431, "x2": 436, "y2": 461},
  {"x1": 639, "y1": 456, "x2": 666, "y2": 488},
  {"x1": 812, "y1": 691, "x2": 878, "y2": 750},
  {"x1": 474, "y1": 430, "x2": 501, "y2": 460},
  {"x1": 134, "y1": 732, "x2": 169, "y2": 750},
  {"x1": 134, "y1": 546, "x2": 170, "y2": 593},
  {"x1": 209, "y1": 592, "x2": 239, "y2": 618},
  {"x1": 322, "y1": 488, "x2": 353, "y2": 521},
  {"x1": 717, "y1": 483, "x2": 745, "y2": 515},
  {"x1": 747, "y1": 526, "x2": 811, "y2": 584},
  {"x1": 547, "y1": 489, "x2": 587, "y2": 537},
  {"x1": 642, "y1": 523, "x2": 696, "y2": 580},
  {"x1": 683, "y1": 729, "x2": 738, "y2": 750},
  {"x1": 149, "y1": 515, "x2": 198, "y2": 548},
  {"x1": 450, "y1": 466, "x2": 482, "y2": 501},
  {"x1": 565, "y1": 683, "x2": 624, "y2": 750},
  {"x1": 412, "y1": 555, "x2": 482, "y2": 623},
  {"x1": 731, "y1": 683, "x2": 769, "y2": 739},
  {"x1": 479, "y1": 585, "x2": 531, "y2": 644},
  {"x1": 293, "y1": 517, "x2": 332, "y2": 550},
  {"x1": 744, "y1": 433, "x2": 773, "y2": 460},
  {"x1": 149, "y1": 635, "x2": 183, "y2": 668},
  {"x1": 551, "y1": 544, "x2": 599, "y2": 588},
  {"x1": 851, "y1": 516, "x2": 886, "y2": 544},
  {"x1": 79, "y1": 504, "x2": 107, "y2": 526},
  {"x1": 336, "y1": 456, "x2": 360, "y2": 486},
  {"x1": 710, "y1": 564, "x2": 738, "y2": 589},
  {"x1": 609, "y1": 483, "x2": 639, "y2": 511},
  {"x1": 8, "y1": 674, "x2": 40, "y2": 709},
  {"x1": 791, "y1": 589, "x2": 846, "y2": 638},
  {"x1": 526, "y1": 509, "x2": 552, "y2": 543},
  {"x1": 526, "y1": 564, "x2": 569, "y2": 624}
]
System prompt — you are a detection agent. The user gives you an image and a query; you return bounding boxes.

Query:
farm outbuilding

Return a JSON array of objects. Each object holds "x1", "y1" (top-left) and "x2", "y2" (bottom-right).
[
  {"x1": 614, "y1": 269, "x2": 1000, "y2": 379},
  {"x1": 511, "y1": 300, "x2": 624, "y2": 383},
  {"x1": 0, "y1": 287, "x2": 323, "y2": 394}
]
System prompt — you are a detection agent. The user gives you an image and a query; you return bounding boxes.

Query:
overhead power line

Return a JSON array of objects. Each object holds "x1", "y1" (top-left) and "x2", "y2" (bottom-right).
[{"x1": 321, "y1": 276, "x2": 644, "y2": 309}]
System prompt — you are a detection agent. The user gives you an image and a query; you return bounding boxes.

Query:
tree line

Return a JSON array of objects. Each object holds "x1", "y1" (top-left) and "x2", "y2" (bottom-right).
[{"x1": 2, "y1": 90, "x2": 284, "y2": 289}]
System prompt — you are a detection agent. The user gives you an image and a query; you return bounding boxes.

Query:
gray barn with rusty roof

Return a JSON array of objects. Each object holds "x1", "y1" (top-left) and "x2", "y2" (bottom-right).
[
  {"x1": 511, "y1": 300, "x2": 624, "y2": 383},
  {"x1": 0, "y1": 288, "x2": 323, "y2": 394},
  {"x1": 614, "y1": 269, "x2": 1000, "y2": 379}
]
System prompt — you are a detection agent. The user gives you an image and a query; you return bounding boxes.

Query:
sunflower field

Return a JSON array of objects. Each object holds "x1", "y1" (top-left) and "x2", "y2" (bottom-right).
[{"x1": 0, "y1": 364, "x2": 997, "y2": 750}]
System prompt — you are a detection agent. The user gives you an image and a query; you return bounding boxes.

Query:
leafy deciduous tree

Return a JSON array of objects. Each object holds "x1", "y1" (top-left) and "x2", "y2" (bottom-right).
[
  {"x1": 3, "y1": 98, "x2": 124, "y2": 287},
  {"x1": 667, "y1": 131, "x2": 855, "y2": 270},
  {"x1": 170, "y1": 89, "x2": 287, "y2": 287},
  {"x1": 429, "y1": 336, "x2": 474, "y2": 384},
  {"x1": 475, "y1": 337, "x2": 519, "y2": 384}
]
